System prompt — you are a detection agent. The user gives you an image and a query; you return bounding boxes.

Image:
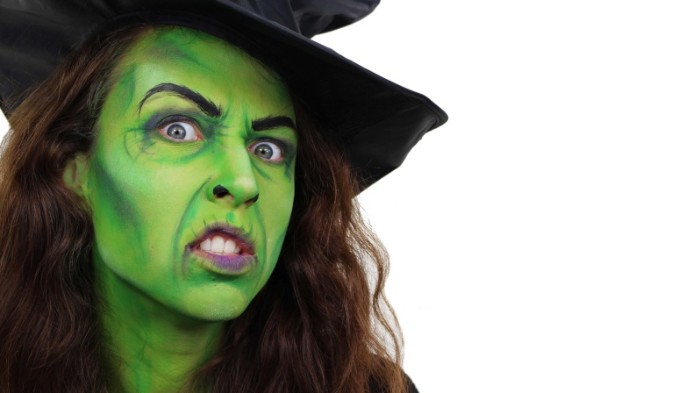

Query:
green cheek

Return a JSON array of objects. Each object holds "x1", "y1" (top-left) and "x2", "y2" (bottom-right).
[
  {"x1": 92, "y1": 159, "x2": 138, "y2": 225},
  {"x1": 256, "y1": 174, "x2": 294, "y2": 283},
  {"x1": 90, "y1": 158, "x2": 150, "y2": 269},
  {"x1": 169, "y1": 180, "x2": 209, "y2": 267}
]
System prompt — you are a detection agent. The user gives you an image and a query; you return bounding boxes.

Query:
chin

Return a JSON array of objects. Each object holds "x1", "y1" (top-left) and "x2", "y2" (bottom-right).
[{"x1": 179, "y1": 284, "x2": 256, "y2": 322}]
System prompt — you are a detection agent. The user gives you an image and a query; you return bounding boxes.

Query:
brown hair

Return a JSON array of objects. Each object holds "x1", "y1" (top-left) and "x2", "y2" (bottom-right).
[{"x1": 0, "y1": 25, "x2": 408, "y2": 393}]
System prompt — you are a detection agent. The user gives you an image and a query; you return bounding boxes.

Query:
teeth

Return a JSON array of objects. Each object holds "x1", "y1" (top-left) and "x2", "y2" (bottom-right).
[
  {"x1": 224, "y1": 239, "x2": 235, "y2": 254},
  {"x1": 199, "y1": 235, "x2": 241, "y2": 255},
  {"x1": 211, "y1": 236, "x2": 225, "y2": 253},
  {"x1": 201, "y1": 238, "x2": 212, "y2": 252}
]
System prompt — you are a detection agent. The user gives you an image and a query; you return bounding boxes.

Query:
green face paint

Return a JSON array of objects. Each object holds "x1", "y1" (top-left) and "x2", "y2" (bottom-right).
[{"x1": 84, "y1": 27, "x2": 297, "y2": 322}]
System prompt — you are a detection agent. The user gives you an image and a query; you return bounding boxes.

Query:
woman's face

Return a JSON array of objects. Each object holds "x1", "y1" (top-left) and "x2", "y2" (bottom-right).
[{"x1": 74, "y1": 27, "x2": 297, "y2": 321}]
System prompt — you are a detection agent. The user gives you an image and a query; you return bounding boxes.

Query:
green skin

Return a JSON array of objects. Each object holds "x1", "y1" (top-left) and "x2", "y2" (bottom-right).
[{"x1": 64, "y1": 27, "x2": 297, "y2": 392}]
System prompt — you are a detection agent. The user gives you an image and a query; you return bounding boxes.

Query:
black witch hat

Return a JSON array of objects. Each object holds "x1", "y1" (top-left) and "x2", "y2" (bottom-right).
[{"x1": 0, "y1": 0, "x2": 447, "y2": 189}]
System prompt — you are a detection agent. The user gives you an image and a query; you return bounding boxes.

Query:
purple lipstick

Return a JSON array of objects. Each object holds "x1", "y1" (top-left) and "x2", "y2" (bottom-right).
[{"x1": 186, "y1": 224, "x2": 257, "y2": 276}]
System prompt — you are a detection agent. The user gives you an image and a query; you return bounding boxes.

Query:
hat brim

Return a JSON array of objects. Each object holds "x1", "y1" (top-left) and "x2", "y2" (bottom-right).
[{"x1": 0, "y1": 1, "x2": 447, "y2": 189}]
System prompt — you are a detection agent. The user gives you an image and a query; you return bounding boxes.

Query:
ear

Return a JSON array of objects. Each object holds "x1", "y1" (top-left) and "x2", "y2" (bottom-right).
[{"x1": 62, "y1": 153, "x2": 90, "y2": 197}]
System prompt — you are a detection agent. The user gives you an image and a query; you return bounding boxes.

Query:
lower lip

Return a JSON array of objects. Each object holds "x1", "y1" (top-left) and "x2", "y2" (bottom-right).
[{"x1": 191, "y1": 249, "x2": 257, "y2": 276}]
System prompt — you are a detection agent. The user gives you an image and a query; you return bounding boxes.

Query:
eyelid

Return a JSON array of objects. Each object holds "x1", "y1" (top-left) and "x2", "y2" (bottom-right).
[
  {"x1": 155, "y1": 114, "x2": 199, "y2": 128},
  {"x1": 249, "y1": 138, "x2": 288, "y2": 163},
  {"x1": 155, "y1": 115, "x2": 204, "y2": 142}
]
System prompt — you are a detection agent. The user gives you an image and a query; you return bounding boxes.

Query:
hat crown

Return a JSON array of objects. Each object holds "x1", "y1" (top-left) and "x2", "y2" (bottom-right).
[
  {"x1": 0, "y1": 0, "x2": 378, "y2": 37},
  {"x1": 0, "y1": 0, "x2": 447, "y2": 190},
  {"x1": 222, "y1": 0, "x2": 380, "y2": 37},
  {"x1": 0, "y1": 0, "x2": 379, "y2": 111}
]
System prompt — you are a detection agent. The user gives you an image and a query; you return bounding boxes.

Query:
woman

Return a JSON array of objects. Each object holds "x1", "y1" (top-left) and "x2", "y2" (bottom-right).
[{"x1": 0, "y1": 1, "x2": 446, "y2": 392}]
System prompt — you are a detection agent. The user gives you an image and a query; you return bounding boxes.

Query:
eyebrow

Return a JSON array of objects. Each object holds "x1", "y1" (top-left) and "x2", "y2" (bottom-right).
[
  {"x1": 252, "y1": 116, "x2": 297, "y2": 132},
  {"x1": 137, "y1": 83, "x2": 222, "y2": 117}
]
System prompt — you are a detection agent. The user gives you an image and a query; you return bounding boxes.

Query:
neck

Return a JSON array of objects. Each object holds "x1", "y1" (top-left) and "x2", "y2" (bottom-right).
[{"x1": 97, "y1": 264, "x2": 224, "y2": 393}]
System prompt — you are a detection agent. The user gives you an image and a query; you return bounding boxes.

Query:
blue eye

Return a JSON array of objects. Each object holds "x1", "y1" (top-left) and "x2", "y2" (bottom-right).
[
  {"x1": 249, "y1": 140, "x2": 284, "y2": 163},
  {"x1": 158, "y1": 120, "x2": 203, "y2": 142}
]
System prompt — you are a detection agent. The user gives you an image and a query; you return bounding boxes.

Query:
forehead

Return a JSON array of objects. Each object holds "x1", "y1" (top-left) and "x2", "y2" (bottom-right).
[{"x1": 109, "y1": 26, "x2": 292, "y2": 112}]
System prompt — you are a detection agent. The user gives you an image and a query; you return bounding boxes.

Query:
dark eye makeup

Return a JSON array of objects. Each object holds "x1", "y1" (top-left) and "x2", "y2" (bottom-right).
[
  {"x1": 156, "y1": 115, "x2": 204, "y2": 142},
  {"x1": 143, "y1": 112, "x2": 295, "y2": 165},
  {"x1": 248, "y1": 138, "x2": 289, "y2": 163}
]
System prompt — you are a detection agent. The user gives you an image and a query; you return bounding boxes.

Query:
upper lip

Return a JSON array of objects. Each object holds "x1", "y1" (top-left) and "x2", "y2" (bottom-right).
[{"x1": 186, "y1": 223, "x2": 255, "y2": 255}]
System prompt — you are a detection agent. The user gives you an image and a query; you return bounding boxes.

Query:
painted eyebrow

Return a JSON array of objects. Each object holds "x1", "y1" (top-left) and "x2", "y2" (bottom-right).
[
  {"x1": 137, "y1": 83, "x2": 222, "y2": 117},
  {"x1": 251, "y1": 116, "x2": 297, "y2": 132}
]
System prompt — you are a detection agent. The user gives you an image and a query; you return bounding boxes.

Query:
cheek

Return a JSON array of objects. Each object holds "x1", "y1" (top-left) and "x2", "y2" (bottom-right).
[
  {"x1": 258, "y1": 174, "x2": 295, "y2": 231},
  {"x1": 89, "y1": 160, "x2": 148, "y2": 265},
  {"x1": 256, "y1": 176, "x2": 294, "y2": 266},
  {"x1": 89, "y1": 155, "x2": 198, "y2": 269}
]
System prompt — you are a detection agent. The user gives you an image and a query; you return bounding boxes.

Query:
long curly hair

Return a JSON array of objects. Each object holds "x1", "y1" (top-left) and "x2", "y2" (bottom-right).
[{"x1": 0, "y1": 25, "x2": 407, "y2": 393}]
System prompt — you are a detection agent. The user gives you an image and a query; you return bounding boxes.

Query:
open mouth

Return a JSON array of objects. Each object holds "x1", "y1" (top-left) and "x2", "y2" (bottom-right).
[{"x1": 186, "y1": 224, "x2": 257, "y2": 275}]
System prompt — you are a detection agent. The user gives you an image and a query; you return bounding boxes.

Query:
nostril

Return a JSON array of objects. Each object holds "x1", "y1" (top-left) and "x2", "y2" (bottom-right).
[
  {"x1": 213, "y1": 184, "x2": 230, "y2": 198},
  {"x1": 248, "y1": 194, "x2": 259, "y2": 204}
]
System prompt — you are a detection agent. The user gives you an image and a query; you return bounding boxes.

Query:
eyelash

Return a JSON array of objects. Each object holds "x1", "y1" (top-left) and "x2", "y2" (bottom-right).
[
  {"x1": 156, "y1": 116, "x2": 204, "y2": 142},
  {"x1": 248, "y1": 139, "x2": 287, "y2": 163},
  {"x1": 154, "y1": 116, "x2": 289, "y2": 163}
]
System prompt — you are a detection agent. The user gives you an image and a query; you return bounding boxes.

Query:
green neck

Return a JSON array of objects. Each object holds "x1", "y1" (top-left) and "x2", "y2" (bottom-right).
[{"x1": 98, "y1": 261, "x2": 223, "y2": 393}]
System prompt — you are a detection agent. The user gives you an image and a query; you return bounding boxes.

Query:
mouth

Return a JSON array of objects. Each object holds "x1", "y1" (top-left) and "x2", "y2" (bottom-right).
[{"x1": 186, "y1": 223, "x2": 257, "y2": 276}]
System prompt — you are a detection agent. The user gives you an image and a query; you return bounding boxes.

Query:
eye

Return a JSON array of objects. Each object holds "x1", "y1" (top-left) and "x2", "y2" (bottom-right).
[
  {"x1": 157, "y1": 119, "x2": 203, "y2": 142},
  {"x1": 249, "y1": 140, "x2": 284, "y2": 163}
]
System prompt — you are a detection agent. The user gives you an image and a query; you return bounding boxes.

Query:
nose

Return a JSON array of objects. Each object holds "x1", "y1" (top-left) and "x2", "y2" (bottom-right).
[
  {"x1": 212, "y1": 184, "x2": 259, "y2": 205},
  {"x1": 206, "y1": 148, "x2": 259, "y2": 208}
]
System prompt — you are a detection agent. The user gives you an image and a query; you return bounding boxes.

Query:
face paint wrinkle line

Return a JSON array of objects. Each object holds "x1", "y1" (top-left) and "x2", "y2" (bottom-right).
[
  {"x1": 135, "y1": 131, "x2": 157, "y2": 161},
  {"x1": 283, "y1": 150, "x2": 296, "y2": 178},
  {"x1": 253, "y1": 202, "x2": 269, "y2": 291},
  {"x1": 110, "y1": 63, "x2": 137, "y2": 120},
  {"x1": 138, "y1": 83, "x2": 222, "y2": 118},
  {"x1": 209, "y1": 213, "x2": 256, "y2": 253},
  {"x1": 173, "y1": 177, "x2": 212, "y2": 278},
  {"x1": 221, "y1": 215, "x2": 253, "y2": 244},
  {"x1": 132, "y1": 121, "x2": 205, "y2": 164},
  {"x1": 252, "y1": 161, "x2": 273, "y2": 181},
  {"x1": 153, "y1": 31, "x2": 213, "y2": 71},
  {"x1": 248, "y1": 56, "x2": 286, "y2": 89},
  {"x1": 120, "y1": 126, "x2": 156, "y2": 162},
  {"x1": 92, "y1": 160, "x2": 149, "y2": 265},
  {"x1": 123, "y1": 130, "x2": 138, "y2": 161}
]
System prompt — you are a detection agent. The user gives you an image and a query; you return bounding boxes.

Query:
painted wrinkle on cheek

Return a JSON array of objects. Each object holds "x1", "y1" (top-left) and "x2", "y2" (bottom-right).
[
  {"x1": 171, "y1": 178, "x2": 211, "y2": 277},
  {"x1": 254, "y1": 202, "x2": 271, "y2": 290},
  {"x1": 101, "y1": 65, "x2": 156, "y2": 162},
  {"x1": 284, "y1": 151, "x2": 296, "y2": 178},
  {"x1": 253, "y1": 171, "x2": 294, "y2": 290},
  {"x1": 92, "y1": 159, "x2": 149, "y2": 264},
  {"x1": 92, "y1": 160, "x2": 139, "y2": 227}
]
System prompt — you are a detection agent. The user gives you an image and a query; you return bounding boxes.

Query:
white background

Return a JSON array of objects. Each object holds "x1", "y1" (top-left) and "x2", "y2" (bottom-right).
[{"x1": 3, "y1": 1, "x2": 700, "y2": 392}]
